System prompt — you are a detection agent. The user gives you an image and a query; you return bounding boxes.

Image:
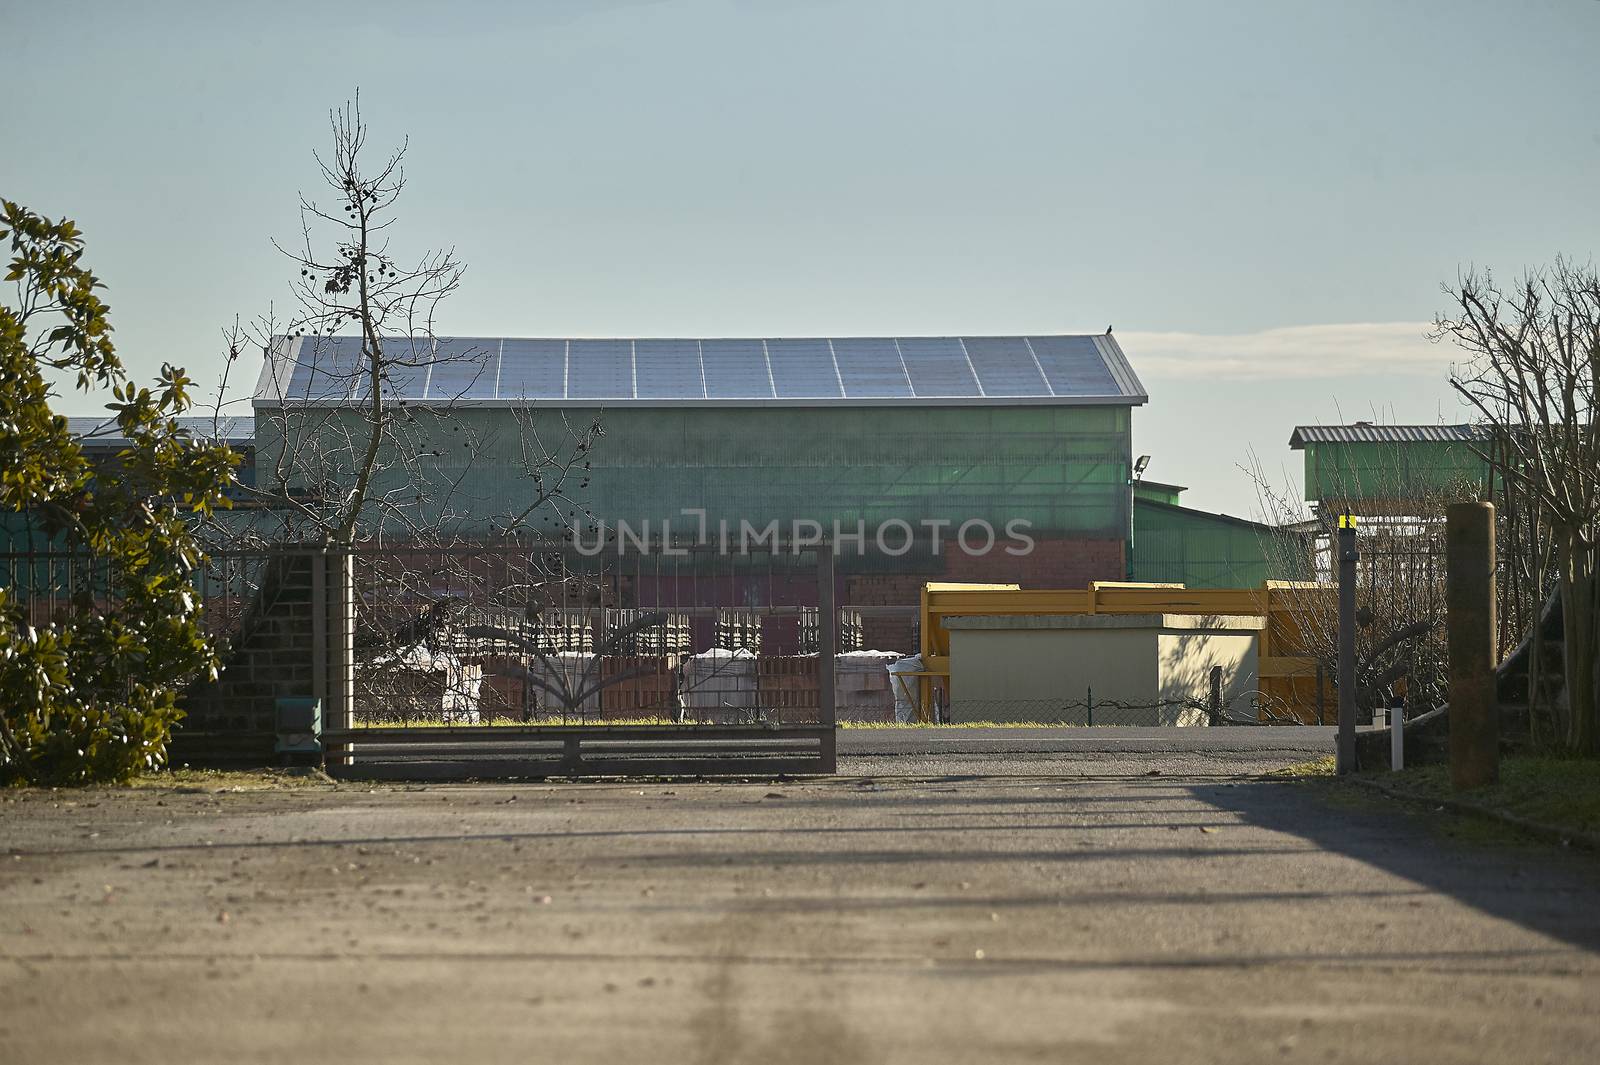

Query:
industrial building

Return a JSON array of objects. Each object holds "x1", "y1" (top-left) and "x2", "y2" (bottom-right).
[
  {"x1": 253, "y1": 334, "x2": 1152, "y2": 649},
  {"x1": 1288, "y1": 423, "x2": 1493, "y2": 515},
  {"x1": 1130, "y1": 479, "x2": 1294, "y2": 589}
]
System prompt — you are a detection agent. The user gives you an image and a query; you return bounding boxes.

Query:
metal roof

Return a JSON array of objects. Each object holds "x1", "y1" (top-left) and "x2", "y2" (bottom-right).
[
  {"x1": 254, "y1": 334, "x2": 1148, "y2": 408},
  {"x1": 1288, "y1": 424, "x2": 1488, "y2": 448},
  {"x1": 67, "y1": 416, "x2": 255, "y2": 448},
  {"x1": 1132, "y1": 496, "x2": 1278, "y2": 533}
]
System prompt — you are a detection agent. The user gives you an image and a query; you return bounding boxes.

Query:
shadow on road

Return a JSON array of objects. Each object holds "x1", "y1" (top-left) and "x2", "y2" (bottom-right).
[{"x1": 1198, "y1": 777, "x2": 1600, "y2": 954}]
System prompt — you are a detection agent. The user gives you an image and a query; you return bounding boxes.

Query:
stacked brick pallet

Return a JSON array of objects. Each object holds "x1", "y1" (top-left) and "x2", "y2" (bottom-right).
[
  {"x1": 756, "y1": 651, "x2": 902, "y2": 724},
  {"x1": 757, "y1": 656, "x2": 820, "y2": 726},
  {"x1": 599, "y1": 655, "x2": 678, "y2": 717},
  {"x1": 846, "y1": 574, "x2": 924, "y2": 654}
]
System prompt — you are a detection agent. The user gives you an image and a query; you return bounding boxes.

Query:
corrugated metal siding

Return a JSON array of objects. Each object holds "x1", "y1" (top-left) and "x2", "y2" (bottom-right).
[
  {"x1": 258, "y1": 405, "x2": 1133, "y2": 540},
  {"x1": 1132, "y1": 481, "x2": 1185, "y2": 506},
  {"x1": 1131, "y1": 500, "x2": 1309, "y2": 589},
  {"x1": 67, "y1": 416, "x2": 254, "y2": 447},
  {"x1": 1301, "y1": 439, "x2": 1492, "y2": 504}
]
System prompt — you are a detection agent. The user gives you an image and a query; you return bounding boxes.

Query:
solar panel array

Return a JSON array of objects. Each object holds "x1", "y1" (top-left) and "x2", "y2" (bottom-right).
[{"x1": 260, "y1": 335, "x2": 1145, "y2": 405}]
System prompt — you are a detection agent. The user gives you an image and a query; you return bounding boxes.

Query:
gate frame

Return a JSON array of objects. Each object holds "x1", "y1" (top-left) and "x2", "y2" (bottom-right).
[{"x1": 320, "y1": 539, "x2": 839, "y2": 780}]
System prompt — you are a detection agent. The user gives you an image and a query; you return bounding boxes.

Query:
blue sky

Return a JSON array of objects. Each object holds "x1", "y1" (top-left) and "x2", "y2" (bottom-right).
[{"x1": 6, "y1": 0, "x2": 1598, "y2": 514}]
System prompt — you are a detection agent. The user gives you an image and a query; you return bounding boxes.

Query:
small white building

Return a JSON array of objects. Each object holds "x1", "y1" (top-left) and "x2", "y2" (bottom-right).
[{"x1": 945, "y1": 613, "x2": 1264, "y2": 725}]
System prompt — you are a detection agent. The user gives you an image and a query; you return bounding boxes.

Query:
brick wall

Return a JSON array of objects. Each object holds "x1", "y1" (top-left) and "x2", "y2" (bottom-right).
[
  {"x1": 848, "y1": 537, "x2": 1125, "y2": 652},
  {"x1": 180, "y1": 553, "x2": 318, "y2": 744},
  {"x1": 944, "y1": 537, "x2": 1126, "y2": 588}
]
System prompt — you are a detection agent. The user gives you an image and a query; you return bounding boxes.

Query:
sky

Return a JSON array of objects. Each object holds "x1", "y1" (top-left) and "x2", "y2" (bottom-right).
[{"x1": 5, "y1": 0, "x2": 1598, "y2": 516}]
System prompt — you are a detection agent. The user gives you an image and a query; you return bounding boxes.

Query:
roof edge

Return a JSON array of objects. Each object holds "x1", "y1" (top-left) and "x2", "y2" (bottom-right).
[{"x1": 1289, "y1": 423, "x2": 1487, "y2": 448}]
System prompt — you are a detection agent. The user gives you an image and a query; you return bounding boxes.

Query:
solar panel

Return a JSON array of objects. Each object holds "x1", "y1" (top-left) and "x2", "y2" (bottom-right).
[
  {"x1": 259, "y1": 334, "x2": 1141, "y2": 405},
  {"x1": 495, "y1": 339, "x2": 567, "y2": 399},
  {"x1": 567, "y1": 339, "x2": 635, "y2": 400},
  {"x1": 961, "y1": 337, "x2": 1048, "y2": 397},
  {"x1": 346, "y1": 335, "x2": 428, "y2": 400},
  {"x1": 282, "y1": 335, "x2": 363, "y2": 400},
  {"x1": 700, "y1": 339, "x2": 773, "y2": 399},
  {"x1": 635, "y1": 339, "x2": 706, "y2": 399},
  {"x1": 897, "y1": 337, "x2": 981, "y2": 397},
  {"x1": 1026, "y1": 335, "x2": 1117, "y2": 397},
  {"x1": 832, "y1": 338, "x2": 912, "y2": 398},
  {"x1": 766, "y1": 338, "x2": 841, "y2": 399},
  {"x1": 425, "y1": 337, "x2": 500, "y2": 401}
]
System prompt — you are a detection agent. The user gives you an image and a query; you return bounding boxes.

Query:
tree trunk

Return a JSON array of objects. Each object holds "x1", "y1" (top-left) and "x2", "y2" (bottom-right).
[{"x1": 1558, "y1": 530, "x2": 1599, "y2": 755}]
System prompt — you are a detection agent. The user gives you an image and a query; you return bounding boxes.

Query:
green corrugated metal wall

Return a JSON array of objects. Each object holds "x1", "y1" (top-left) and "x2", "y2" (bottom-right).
[
  {"x1": 1301, "y1": 441, "x2": 1490, "y2": 504},
  {"x1": 1132, "y1": 481, "x2": 1184, "y2": 506},
  {"x1": 259, "y1": 405, "x2": 1133, "y2": 539},
  {"x1": 1131, "y1": 499, "x2": 1308, "y2": 589}
]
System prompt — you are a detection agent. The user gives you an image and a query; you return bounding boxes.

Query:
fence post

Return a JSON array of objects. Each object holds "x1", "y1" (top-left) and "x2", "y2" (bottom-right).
[
  {"x1": 1086, "y1": 685, "x2": 1094, "y2": 727},
  {"x1": 1336, "y1": 517, "x2": 1359, "y2": 774},
  {"x1": 1447, "y1": 502, "x2": 1498, "y2": 790},
  {"x1": 1209, "y1": 665, "x2": 1223, "y2": 725},
  {"x1": 319, "y1": 548, "x2": 356, "y2": 768},
  {"x1": 816, "y1": 542, "x2": 837, "y2": 773},
  {"x1": 311, "y1": 548, "x2": 328, "y2": 717}
]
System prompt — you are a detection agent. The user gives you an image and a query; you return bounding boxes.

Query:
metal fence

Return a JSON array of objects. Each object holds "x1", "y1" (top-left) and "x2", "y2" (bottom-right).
[
  {"x1": 7, "y1": 536, "x2": 1331, "y2": 779},
  {"x1": 335, "y1": 543, "x2": 892, "y2": 729},
  {"x1": 948, "y1": 691, "x2": 1305, "y2": 727}
]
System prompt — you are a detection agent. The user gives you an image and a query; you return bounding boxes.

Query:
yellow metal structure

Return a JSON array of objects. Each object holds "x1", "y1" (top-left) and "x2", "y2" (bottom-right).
[{"x1": 917, "y1": 580, "x2": 1334, "y2": 722}]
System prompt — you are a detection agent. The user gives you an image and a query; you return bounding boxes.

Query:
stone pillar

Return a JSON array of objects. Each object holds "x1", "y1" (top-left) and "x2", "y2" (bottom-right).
[{"x1": 1447, "y1": 502, "x2": 1498, "y2": 790}]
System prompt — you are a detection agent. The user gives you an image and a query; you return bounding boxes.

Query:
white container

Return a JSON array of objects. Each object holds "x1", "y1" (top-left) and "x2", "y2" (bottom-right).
[
  {"x1": 527, "y1": 651, "x2": 599, "y2": 715},
  {"x1": 835, "y1": 651, "x2": 903, "y2": 723},
  {"x1": 886, "y1": 654, "x2": 923, "y2": 724},
  {"x1": 680, "y1": 648, "x2": 759, "y2": 716}
]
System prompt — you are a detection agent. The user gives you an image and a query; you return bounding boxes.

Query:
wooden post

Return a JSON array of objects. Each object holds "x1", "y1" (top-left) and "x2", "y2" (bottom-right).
[
  {"x1": 1447, "y1": 502, "x2": 1498, "y2": 790},
  {"x1": 1336, "y1": 519, "x2": 1358, "y2": 774},
  {"x1": 817, "y1": 543, "x2": 837, "y2": 773}
]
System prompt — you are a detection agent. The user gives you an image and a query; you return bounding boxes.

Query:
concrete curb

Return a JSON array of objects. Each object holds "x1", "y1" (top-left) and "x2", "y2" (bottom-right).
[{"x1": 1346, "y1": 775, "x2": 1600, "y2": 853}]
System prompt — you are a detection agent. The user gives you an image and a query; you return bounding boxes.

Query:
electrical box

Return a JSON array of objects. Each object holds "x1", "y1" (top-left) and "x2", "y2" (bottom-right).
[{"x1": 274, "y1": 697, "x2": 322, "y2": 755}]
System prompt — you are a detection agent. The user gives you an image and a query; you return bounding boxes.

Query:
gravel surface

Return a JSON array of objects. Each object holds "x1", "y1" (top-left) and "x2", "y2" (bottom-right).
[{"x1": 3, "y1": 741, "x2": 1597, "y2": 1064}]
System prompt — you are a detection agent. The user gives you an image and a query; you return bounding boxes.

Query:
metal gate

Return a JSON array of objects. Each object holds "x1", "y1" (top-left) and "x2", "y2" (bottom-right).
[{"x1": 318, "y1": 541, "x2": 843, "y2": 779}]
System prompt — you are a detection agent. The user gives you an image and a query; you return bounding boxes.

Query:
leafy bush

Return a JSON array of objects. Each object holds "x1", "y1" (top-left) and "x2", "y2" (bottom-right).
[{"x1": 0, "y1": 200, "x2": 237, "y2": 785}]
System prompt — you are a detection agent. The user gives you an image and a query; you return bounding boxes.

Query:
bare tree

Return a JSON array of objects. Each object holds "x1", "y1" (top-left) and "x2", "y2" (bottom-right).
[
  {"x1": 1439, "y1": 260, "x2": 1600, "y2": 755},
  {"x1": 197, "y1": 96, "x2": 616, "y2": 727},
  {"x1": 1247, "y1": 454, "x2": 1469, "y2": 721},
  {"x1": 207, "y1": 95, "x2": 601, "y2": 548}
]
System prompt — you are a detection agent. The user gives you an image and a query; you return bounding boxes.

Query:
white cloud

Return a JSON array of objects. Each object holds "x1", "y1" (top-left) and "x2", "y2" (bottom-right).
[{"x1": 1120, "y1": 322, "x2": 1459, "y2": 380}]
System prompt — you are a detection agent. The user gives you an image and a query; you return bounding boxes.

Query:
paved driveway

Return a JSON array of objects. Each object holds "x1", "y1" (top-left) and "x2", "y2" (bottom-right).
[{"x1": 2, "y1": 737, "x2": 1595, "y2": 1064}]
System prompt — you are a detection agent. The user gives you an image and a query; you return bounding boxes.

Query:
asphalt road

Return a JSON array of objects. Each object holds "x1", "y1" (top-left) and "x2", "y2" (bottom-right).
[{"x1": 4, "y1": 741, "x2": 1597, "y2": 1064}]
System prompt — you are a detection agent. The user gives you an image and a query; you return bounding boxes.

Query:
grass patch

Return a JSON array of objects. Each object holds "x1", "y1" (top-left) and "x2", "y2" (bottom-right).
[
  {"x1": 352, "y1": 718, "x2": 1100, "y2": 730},
  {"x1": 128, "y1": 766, "x2": 337, "y2": 791},
  {"x1": 352, "y1": 716, "x2": 681, "y2": 728},
  {"x1": 1266, "y1": 756, "x2": 1337, "y2": 779},
  {"x1": 839, "y1": 720, "x2": 1085, "y2": 729},
  {"x1": 1368, "y1": 755, "x2": 1600, "y2": 841}
]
